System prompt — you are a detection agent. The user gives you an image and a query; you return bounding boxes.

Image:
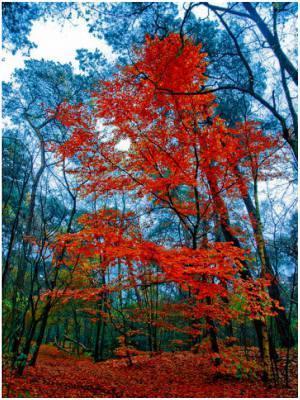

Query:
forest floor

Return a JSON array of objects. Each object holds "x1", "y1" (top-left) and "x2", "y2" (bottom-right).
[{"x1": 2, "y1": 345, "x2": 298, "y2": 398}]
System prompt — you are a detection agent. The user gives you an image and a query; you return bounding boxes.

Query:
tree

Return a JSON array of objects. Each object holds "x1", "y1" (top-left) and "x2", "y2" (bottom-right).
[
  {"x1": 2, "y1": 59, "x2": 89, "y2": 373},
  {"x1": 53, "y1": 33, "x2": 284, "y2": 380}
]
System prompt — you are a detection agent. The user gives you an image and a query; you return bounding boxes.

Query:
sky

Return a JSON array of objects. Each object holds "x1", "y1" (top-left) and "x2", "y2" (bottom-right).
[
  {"x1": 2, "y1": 1, "x2": 228, "y2": 81},
  {"x1": 2, "y1": 16, "x2": 116, "y2": 81}
]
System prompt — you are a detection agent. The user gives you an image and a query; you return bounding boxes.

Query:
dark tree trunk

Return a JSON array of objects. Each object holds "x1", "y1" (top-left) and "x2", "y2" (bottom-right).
[
  {"x1": 243, "y1": 3, "x2": 298, "y2": 86},
  {"x1": 241, "y1": 188, "x2": 295, "y2": 347},
  {"x1": 29, "y1": 302, "x2": 51, "y2": 367}
]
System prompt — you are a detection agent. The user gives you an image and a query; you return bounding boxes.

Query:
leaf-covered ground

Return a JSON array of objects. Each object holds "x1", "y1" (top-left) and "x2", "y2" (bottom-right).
[{"x1": 3, "y1": 345, "x2": 297, "y2": 398}]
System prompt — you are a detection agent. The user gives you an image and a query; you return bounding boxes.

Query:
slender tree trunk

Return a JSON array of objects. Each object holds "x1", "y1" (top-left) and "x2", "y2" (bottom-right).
[
  {"x1": 11, "y1": 256, "x2": 42, "y2": 366},
  {"x1": 192, "y1": 225, "x2": 221, "y2": 364},
  {"x1": 240, "y1": 184, "x2": 294, "y2": 347},
  {"x1": 16, "y1": 318, "x2": 39, "y2": 375},
  {"x1": 15, "y1": 137, "x2": 46, "y2": 292},
  {"x1": 152, "y1": 280, "x2": 159, "y2": 352},
  {"x1": 2, "y1": 173, "x2": 29, "y2": 287},
  {"x1": 10, "y1": 132, "x2": 46, "y2": 358},
  {"x1": 243, "y1": 3, "x2": 298, "y2": 86},
  {"x1": 285, "y1": 266, "x2": 297, "y2": 387},
  {"x1": 29, "y1": 302, "x2": 51, "y2": 367},
  {"x1": 99, "y1": 316, "x2": 106, "y2": 361},
  {"x1": 94, "y1": 303, "x2": 106, "y2": 362},
  {"x1": 73, "y1": 305, "x2": 81, "y2": 356},
  {"x1": 207, "y1": 174, "x2": 272, "y2": 363},
  {"x1": 23, "y1": 180, "x2": 77, "y2": 370},
  {"x1": 94, "y1": 312, "x2": 102, "y2": 362},
  {"x1": 253, "y1": 179, "x2": 272, "y2": 381},
  {"x1": 94, "y1": 271, "x2": 107, "y2": 362}
]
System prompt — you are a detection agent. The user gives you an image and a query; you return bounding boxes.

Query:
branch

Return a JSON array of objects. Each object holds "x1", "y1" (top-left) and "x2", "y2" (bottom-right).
[
  {"x1": 199, "y1": 2, "x2": 251, "y2": 19},
  {"x1": 211, "y1": 8, "x2": 254, "y2": 92},
  {"x1": 242, "y1": 3, "x2": 298, "y2": 85},
  {"x1": 63, "y1": 335, "x2": 91, "y2": 352}
]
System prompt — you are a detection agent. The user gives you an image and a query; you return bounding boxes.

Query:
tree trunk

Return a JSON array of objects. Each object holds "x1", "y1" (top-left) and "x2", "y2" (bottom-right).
[
  {"x1": 243, "y1": 3, "x2": 298, "y2": 86},
  {"x1": 253, "y1": 179, "x2": 272, "y2": 381},
  {"x1": 16, "y1": 318, "x2": 38, "y2": 375},
  {"x1": 240, "y1": 187, "x2": 295, "y2": 347},
  {"x1": 2, "y1": 173, "x2": 29, "y2": 287},
  {"x1": 207, "y1": 174, "x2": 273, "y2": 363},
  {"x1": 94, "y1": 270, "x2": 107, "y2": 362},
  {"x1": 29, "y1": 301, "x2": 51, "y2": 367},
  {"x1": 10, "y1": 127, "x2": 46, "y2": 358}
]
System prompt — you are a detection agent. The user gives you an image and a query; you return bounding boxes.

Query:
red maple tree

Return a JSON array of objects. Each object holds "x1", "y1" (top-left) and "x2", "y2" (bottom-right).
[{"x1": 51, "y1": 33, "x2": 283, "y2": 378}]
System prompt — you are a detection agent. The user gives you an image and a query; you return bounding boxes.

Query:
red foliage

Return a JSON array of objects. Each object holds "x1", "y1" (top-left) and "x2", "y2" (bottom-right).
[{"x1": 45, "y1": 33, "x2": 285, "y2": 363}]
